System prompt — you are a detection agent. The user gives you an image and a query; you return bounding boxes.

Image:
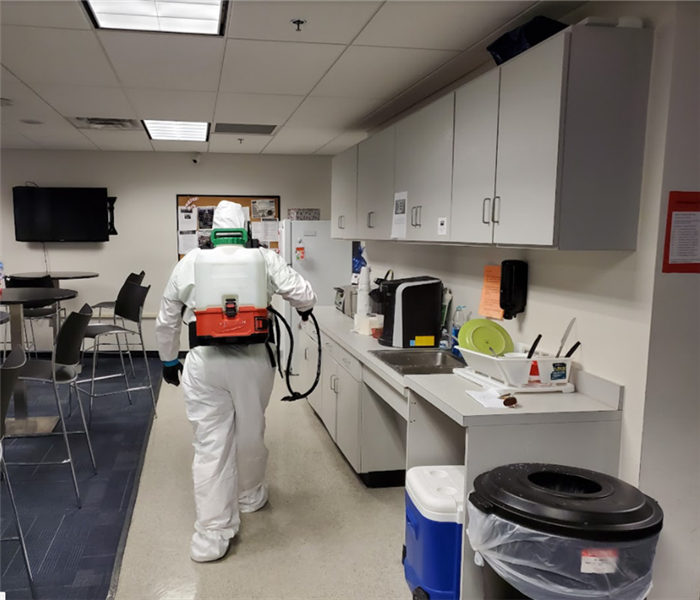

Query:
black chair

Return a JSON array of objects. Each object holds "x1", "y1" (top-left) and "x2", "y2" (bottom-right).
[
  {"x1": 79, "y1": 283, "x2": 157, "y2": 422},
  {"x1": 90, "y1": 271, "x2": 145, "y2": 376},
  {"x1": 11, "y1": 304, "x2": 97, "y2": 508},
  {"x1": 5, "y1": 275, "x2": 59, "y2": 357},
  {"x1": 1, "y1": 346, "x2": 33, "y2": 584}
]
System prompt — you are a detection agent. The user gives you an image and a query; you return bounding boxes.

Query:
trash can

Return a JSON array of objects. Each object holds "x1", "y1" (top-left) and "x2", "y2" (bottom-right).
[
  {"x1": 467, "y1": 463, "x2": 664, "y2": 600},
  {"x1": 404, "y1": 466, "x2": 465, "y2": 600}
]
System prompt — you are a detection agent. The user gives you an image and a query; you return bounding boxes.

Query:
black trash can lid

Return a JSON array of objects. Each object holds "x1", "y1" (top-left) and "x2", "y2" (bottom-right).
[{"x1": 470, "y1": 463, "x2": 663, "y2": 542}]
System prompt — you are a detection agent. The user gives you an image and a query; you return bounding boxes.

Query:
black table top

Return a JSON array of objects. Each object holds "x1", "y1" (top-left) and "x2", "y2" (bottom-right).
[
  {"x1": 0, "y1": 288, "x2": 78, "y2": 305},
  {"x1": 10, "y1": 271, "x2": 99, "y2": 280}
]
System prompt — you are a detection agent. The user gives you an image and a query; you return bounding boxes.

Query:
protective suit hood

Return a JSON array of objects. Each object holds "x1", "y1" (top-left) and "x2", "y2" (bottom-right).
[{"x1": 213, "y1": 200, "x2": 246, "y2": 229}]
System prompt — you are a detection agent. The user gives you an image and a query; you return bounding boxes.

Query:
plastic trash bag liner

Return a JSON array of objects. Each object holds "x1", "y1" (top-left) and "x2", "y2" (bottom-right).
[{"x1": 467, "y1": 501, "x2": 659, "y2": 600}]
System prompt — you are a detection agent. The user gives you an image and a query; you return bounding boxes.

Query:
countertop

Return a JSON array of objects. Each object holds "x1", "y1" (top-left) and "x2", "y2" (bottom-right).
[{"x1": 312, "y1": 306, "x2": 621, "y2": 427}]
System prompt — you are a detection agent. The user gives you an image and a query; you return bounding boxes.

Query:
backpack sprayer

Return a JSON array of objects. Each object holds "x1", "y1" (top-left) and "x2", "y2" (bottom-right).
[{"x1": 193, "y1": 228, "x2": 322, "y2": 402}]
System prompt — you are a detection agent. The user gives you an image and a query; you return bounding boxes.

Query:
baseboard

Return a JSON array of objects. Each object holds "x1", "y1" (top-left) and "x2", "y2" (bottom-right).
[
  {"x1": 359, "y1": 470, "x2": 406, "y2": 489},
  {"x1": 32, "y1": 350, "x2": 188, "y2": 360}
]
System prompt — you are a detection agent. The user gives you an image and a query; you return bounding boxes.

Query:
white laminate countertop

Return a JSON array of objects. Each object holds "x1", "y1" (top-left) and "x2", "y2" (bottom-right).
[{"x1": 311, "y1": 306, "x2": 621, "y2": 427}]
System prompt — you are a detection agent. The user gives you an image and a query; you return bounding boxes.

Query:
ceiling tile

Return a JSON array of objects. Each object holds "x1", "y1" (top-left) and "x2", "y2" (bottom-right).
[
  {"x1": 1, "y1": 65, "x2": 22, "y2": 86},
  {"x1": 314, "y1": 130, "x2": 369, "y2": 155},
  {"x1": 0, "y1": 127, "x2": 44, "y2": 150},
  {"x1": 355, "y1": 1, "x2": 535, "y2": 51},
  {"x1": 209, "y1": 134, "x2": 272, "y2": 154},
  {"x1": 0, "y1": 82, "x2": 68, "y2": 129},
  {"x1": 262, "y1": 127, "x2": 341, "y2": 155},
  {"x1": 99, "y1": 30, "x2": 225, "y2": 91},
  {"x1": 126, "y1": 89, "x2": 216, "y2": 121},
  {"x1": 311, "y1": 46, "x2": 458, "y2": 99},
  {"x1": 219, "y1": 40, "x2": 344, "y2": 95},
  {"x1": 1, "y1": 26, "x2": 119, "y2": 87},
  {"x1": 81, "y1": 129, "x2": 153, "y2": 151},
  {"x1": 32, "y1": 85, "x2": 136, "y2": 118},
  {"x1": 286, "y1": 96, "x2": 380, "y2": 129},
  {"x1": 228, "y1": 1, "x2": 381, "y2": 44},
  {"x1": 21, "y1": 128, "x2": 99, "y2": 150},
  {"x1": 0, "y1": 0, "x2": 92, "y2": 29},
  {"x1": 214, "y1": 93, "x2": 304, "y2": 125},
  {"x1": 150, "y1": 140, "x2": 210, "y2": 152}
]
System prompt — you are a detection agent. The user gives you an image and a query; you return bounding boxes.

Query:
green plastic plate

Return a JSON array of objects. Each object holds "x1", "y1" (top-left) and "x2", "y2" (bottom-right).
[{"x1": 458, "y1": 319, "x2": 514, "y2": 356}]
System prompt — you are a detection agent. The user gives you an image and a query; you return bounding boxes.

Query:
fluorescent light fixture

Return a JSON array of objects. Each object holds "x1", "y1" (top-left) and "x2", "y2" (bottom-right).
[
  {"x1": 85, "y1": 0, "x2": 226, "y2": 36},
  {"x1": 143, "y1": 120, "x2": 209, "y2": 141}
]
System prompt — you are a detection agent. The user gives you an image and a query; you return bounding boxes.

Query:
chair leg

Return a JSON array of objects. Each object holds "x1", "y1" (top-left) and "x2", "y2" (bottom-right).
[
  {"x1": 89, "y1": 341, "x2": 99, "y2": 428},
  {"x1": 67, "y1": 380, "x2": 73, "y2": 418},
  {"x1": 1, "y1": 459, "x2": 34, "y2": 582},
  {"x1": 53, "y1": 383, "x2": 81, "y2": 508},
  {"x1": 114, "y1": 333, "x2": 133, "y2": 405},
  {"x1": 72, "y1": 383, "x2": 97, "y2": 474},
  {"x1": 138, "y1": 326, "x2": 157, "y2": 418},
  {"x1": 124, "y1": 318, "x2": 136, "y2": 377},
  {"x1": 28, "y1": 319, "x2": 38, "y2": 359}
]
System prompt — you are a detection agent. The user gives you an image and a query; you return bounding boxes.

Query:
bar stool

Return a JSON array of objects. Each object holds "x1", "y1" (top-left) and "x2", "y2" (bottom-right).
[
  {"x1": 8, "y1": 305, "x2": 97, "y2": 508},
  {"x1": 1, "y1": 346, "x2": 33, "y2": 585},
  {"x1": 90, "y1": 271, "x2": 145, "y2": 376},
  {"x1": 79, "y1": 282, "x2": 157, "y2": 423}
]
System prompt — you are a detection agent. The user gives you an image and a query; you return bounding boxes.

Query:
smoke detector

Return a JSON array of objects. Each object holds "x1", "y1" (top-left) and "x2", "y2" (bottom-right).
[{"x1": 68, "y1": 117, "x2": 144, "y2": 131}]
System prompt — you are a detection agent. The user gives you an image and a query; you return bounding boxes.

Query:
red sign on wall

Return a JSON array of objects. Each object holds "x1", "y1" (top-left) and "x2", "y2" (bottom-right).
[{"x1": 662, "y1": 191, "x2": 700, "y2": 274}]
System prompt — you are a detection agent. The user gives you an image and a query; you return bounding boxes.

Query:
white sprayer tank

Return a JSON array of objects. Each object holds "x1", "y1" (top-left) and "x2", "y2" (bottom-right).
[{"x1": 195, "y1": 245, "x2": 267, "y2": 311}]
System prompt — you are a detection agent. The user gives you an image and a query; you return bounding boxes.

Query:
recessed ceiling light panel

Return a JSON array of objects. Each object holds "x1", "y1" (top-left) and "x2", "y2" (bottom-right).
[
  {"x1": 143, "y1": 120, "x2": 210, "y2": 141},
  {"x1": 85, "y1": 0, "x2": 226, "y2": 36}
]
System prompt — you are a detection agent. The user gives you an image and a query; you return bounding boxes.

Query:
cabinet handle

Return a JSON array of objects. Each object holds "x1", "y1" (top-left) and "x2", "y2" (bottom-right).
[
  {"x1": 367, "y1": 211, "x2": 375, "y2": 228},
  {"x1": 342, "y1": 358, "x2": 351, "y2": 366},
  {"x1": 482, "y1": 198, "x2": 491, "y2": 224},
  {"x1": 339, "y1": 215, "x2": 345, "y2": 229},
  {"x1": 330, "y1": 374, "x2": 336, "y2": 391},
  {"x1": 410, "y1": 207, "x2": 417, "y2": 227},
  {"x1": 492, "y1": 196, "x2": 501, "y2": 224},
  {"x1": 416, "y1": 205, "x2": 422, "y2": 227},
  {"x1": 304, "y1": 347, "x2": 309, "y2": 360}
]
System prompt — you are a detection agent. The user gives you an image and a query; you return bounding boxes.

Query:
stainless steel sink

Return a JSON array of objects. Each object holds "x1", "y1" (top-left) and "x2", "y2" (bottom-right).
[{"x1": 369, "y1": 349, "x2": 465, "y2": 375}]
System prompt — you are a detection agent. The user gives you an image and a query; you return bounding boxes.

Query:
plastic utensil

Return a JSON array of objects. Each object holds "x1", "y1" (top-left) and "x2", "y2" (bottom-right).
[
  {"x1": 526, "y1": 334, "x2": 542, "y2": 359},
  {"x1": 565, "y1": 341, "x2": 581, "y2": 358},
  {"x1": 458, "y1": 319, "x2": 514, "y2": 356}
]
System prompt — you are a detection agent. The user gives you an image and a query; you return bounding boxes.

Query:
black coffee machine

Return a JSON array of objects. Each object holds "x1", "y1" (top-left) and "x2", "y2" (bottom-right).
[{"x1": 372, "y1": 276, "x2": 443, "y2": 348}]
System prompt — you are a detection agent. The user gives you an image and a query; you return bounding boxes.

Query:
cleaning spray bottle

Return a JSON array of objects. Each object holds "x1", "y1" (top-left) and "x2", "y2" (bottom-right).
[{"x1": 451, "y1": 306, "x2": 466, "y2": 357}]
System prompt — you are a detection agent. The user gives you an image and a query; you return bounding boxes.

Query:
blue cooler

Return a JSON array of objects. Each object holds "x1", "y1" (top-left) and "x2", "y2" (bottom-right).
[{"x1": 404, "y1": 466, "x2": 465, "y2": 600}]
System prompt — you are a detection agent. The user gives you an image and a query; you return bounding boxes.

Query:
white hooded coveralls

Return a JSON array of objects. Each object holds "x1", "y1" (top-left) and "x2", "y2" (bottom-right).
[{"x1": 155, "y1": 201, "x2": 316, "y2": 562}]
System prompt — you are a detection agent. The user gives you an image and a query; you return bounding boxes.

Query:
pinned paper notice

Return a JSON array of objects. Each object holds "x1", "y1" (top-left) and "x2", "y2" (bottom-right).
[
  {"x1": 479, "y1": 265, "x2": 504, "y2": 320},
  {"x1": 391, "y1": 192, "x2": 408, "y2": 239},
  {"x1": 178, "y1": 206, "x2": 197, "y2": 230},
  {"x1": 178, "y1": 231, "x2": 198, "y2": 255},
  {"x1": 252, "y1": 219, "x2": 279, "y2": 245}
]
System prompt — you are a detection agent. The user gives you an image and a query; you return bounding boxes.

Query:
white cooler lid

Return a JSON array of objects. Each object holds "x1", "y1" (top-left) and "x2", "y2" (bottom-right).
[{"x1": 406, "y1": 466, "x2": 465, "y2": 523}]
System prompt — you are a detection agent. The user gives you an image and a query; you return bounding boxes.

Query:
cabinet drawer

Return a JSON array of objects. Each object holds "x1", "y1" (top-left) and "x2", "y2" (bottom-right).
[
  {"x1": 363, "y1": 368, "x2": 408, "y2": 420},
  {"x1": 334, "y1": 344, "x2": 362, "y2": 381}
]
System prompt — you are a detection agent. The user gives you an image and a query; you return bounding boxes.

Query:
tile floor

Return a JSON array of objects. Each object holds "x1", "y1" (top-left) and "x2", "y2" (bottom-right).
[{"x1": 113, "y1": 380, "x2": 410, "y2": 600}]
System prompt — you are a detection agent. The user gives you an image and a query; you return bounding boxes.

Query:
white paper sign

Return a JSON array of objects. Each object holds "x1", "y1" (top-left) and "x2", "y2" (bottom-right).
[
  {"x1": 466, "y1": 388, "x2": 506, "y2": 409},
  {"x1": 391, "y1": 192, "x2": 408, "y2": 239},
  {"x1": 581, "y1": 549, "x2": 619, "y2": 574},
  {"x1": 178, "y1": 206, "x2": 197, "y2": 230},
  {"x1": 178, "y1": 231, "x2": 198, "y2": 255},
  {"x1": 252, "y1": 219, "x2": 279, "y2": 244},
  {"x1": 438, "y1": 217, "x2": 448, "y2": 236},
  {"x1": 669, "y1": 212, "x2": 700, "y2": 263}
]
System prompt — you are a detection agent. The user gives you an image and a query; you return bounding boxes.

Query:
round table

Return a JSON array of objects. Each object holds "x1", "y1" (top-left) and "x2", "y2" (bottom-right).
[
  {"x1": 9, "y1": 271, "x2": 99, "y2": 281},
  {"x1": 1, "y1": 288, "x2": 79, "y2": 433}
]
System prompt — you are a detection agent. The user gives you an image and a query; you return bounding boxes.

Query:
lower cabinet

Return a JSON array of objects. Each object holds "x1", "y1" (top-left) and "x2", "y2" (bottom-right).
[{"x1": 303, "y1": 330, "x2": 407, "y2": 483}]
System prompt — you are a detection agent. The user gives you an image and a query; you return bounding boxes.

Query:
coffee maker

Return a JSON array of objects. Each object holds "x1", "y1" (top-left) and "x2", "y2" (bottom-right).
[{"x1": 373, "y1": 276, "x2": 443, "y2": 348}]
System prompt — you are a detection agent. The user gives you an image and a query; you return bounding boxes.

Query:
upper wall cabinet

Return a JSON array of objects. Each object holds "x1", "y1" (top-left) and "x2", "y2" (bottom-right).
[
  {"x1": 331, "y1": 146, "x2": 358, "y2": 240},
  {"x1": 357, "y1": 125, "x2": 395, "y2": 241},
  {"x1": 395, "y1": 93, "x2": 455, "y2": 242},
  {"x1": 451, "y1": 26, "x2": 653, "y2": 249}
]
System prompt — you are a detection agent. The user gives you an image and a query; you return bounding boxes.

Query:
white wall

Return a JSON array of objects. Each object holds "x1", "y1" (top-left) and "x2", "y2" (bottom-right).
[
  {"x1": 0, "y1": 150, "x2": 331, "y2": 349},
  {"x1": 367, "y1": 1, "x2": 676, "y2": 488},
  {"x1": 639, "y1": 2, "x2": 700, "y2": 597}
]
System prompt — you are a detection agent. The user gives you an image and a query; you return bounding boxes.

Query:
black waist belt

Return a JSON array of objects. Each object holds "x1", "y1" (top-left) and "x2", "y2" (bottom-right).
[{"x1": 188, "y1": 321, "x2": 272, "y2": 349}]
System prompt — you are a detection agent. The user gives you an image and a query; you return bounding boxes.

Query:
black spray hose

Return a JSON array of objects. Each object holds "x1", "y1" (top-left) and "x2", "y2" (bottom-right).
[{"x1": 268, "y1": 306, "x2": 322, "y2": 402}]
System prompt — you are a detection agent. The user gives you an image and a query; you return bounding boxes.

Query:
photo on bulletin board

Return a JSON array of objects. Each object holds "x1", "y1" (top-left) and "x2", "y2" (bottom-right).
[{"x1": 176, "y1": 194, "x2": 280, "y2": 260}]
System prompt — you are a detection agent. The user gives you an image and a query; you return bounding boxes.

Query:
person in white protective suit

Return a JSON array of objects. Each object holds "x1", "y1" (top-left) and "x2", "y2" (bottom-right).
[{"x1": 155, "y1": 200, "x2": 316, "y2": 562}]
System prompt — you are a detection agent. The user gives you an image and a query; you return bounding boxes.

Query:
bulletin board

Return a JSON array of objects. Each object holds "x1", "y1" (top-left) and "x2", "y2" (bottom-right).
[{"x1": 176, "y1": 194, "x2": 280, "y2": 259}]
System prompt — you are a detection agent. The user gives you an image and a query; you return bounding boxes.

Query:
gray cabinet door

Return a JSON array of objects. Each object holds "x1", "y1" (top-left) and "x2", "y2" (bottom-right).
[
  {"x1": 357, "y1": 125, "x2": 395, "y2": 240},
  {"x1": 321, "y1": 353, "x2": 338, "y2": 441},
  {"x1": 451, "y1": 69, "x2": 500, "y2": 244},
  {"x1": 395, "y1": 93, "x2": 455, "y2": 242},
  {"x1": 301, "y1": 332, "x2": 322, "y2": 416},
  {"x1": 494, "y1": 32, "x2": 568, "y2": 246},
  {"x1": 335, "y1": 366, "x2": 361, "y2": 471},
  {"x1": 331, "y1": 146, "x2": 358, "y2": 240}
]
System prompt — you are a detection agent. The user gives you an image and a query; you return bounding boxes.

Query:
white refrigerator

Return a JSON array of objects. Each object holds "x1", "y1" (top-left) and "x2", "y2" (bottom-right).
[{"x1": 276, "y1": 220, "x2": 352, "y2": 374}]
